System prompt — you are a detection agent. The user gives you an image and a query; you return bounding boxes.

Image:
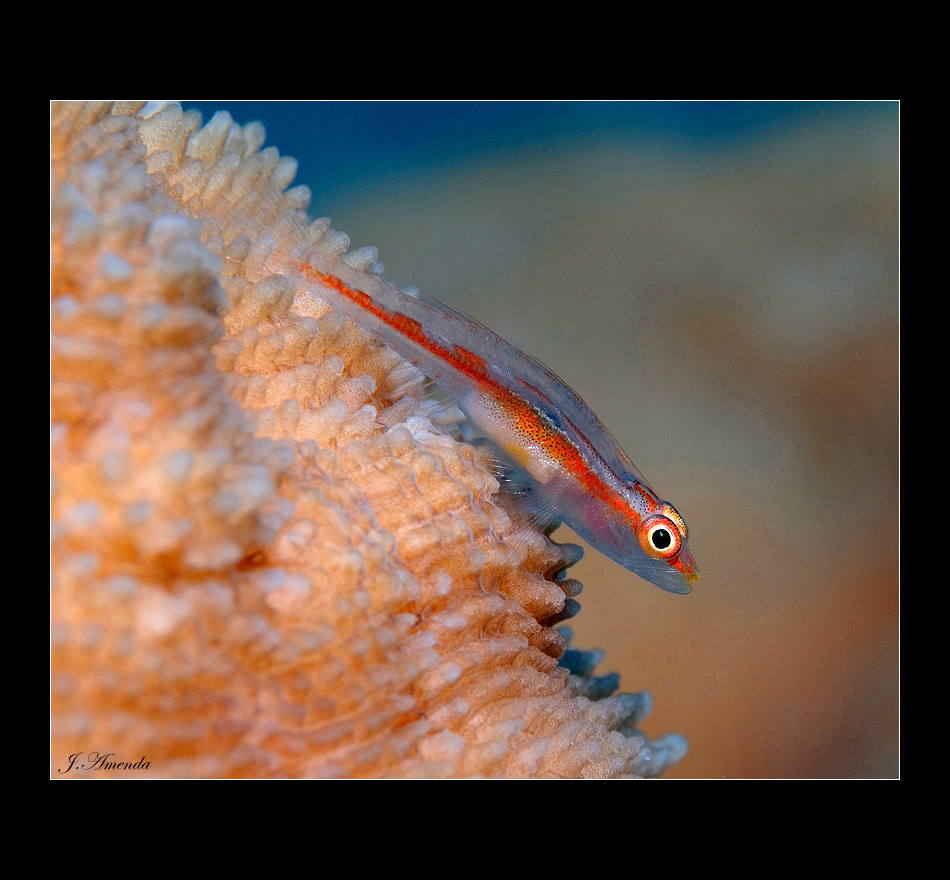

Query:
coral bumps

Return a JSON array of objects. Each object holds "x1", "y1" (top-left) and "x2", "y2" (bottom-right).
[{"x1": 50, "y1": 102, "x2": 685, "y2": 778}]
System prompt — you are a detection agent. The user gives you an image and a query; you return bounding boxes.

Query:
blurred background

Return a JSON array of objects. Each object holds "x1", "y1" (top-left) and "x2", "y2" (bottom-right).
[{"x1": 185, "y1": 101, "x2": 899, "y2": 778}]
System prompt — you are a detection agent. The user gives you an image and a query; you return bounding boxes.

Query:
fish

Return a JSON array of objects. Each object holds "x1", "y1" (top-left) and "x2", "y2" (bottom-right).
[{"x1": 257, "y1": 228, "x2": 699, "y2": 594}]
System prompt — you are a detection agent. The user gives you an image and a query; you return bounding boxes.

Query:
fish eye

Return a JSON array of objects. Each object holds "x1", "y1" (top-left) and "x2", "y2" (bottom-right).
[
  {"x1": 638, "y1": 514, "x2": 683, "y2": 560},
  {"x1": 651, "y1": 527, "x2": 672, "y2": 550}
]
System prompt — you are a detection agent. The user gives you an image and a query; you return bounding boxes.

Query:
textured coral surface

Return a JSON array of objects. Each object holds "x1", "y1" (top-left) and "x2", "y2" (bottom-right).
[
  {"x1": 268, "y1": 101, "x2": 898, "y2": 779},
  {"x1": 51, "y1": 102, "x2": 684, "y2": 778}
]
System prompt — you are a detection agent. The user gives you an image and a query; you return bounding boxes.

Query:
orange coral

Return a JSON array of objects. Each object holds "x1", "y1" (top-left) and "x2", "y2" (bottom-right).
[{"x1": 50, "y1": 101, "x2": 685, "y2": 778}]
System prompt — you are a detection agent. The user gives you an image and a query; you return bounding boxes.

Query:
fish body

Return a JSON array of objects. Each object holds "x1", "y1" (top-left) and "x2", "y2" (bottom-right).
[{"x1": 262, "y1": 233, "x2": 699, "y2": 594}]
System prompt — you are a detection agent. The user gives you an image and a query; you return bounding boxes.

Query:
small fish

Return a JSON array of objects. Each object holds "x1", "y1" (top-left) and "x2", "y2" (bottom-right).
[{"x1": 260, "y1": 229, "x2": 699, "y2": 594}]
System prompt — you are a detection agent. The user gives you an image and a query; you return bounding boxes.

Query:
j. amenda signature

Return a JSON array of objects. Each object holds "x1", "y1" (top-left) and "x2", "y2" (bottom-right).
[{"x1": 58, "y1": 752, "x2": 151, "y2": 773}]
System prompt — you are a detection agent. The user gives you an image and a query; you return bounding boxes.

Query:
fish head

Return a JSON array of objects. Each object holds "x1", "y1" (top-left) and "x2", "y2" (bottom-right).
[
  {"x1": 573, "y1": 490, "x2": 699, "y2": 595},
  {"x1": 629, "y1": 501, "x2": 699, "y2": 594}
]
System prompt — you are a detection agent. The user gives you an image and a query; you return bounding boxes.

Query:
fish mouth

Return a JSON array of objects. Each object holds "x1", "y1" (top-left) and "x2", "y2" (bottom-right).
[
  {"x1": 660, "y1": 546, "x2": 699, "y2": 593},
  {"x1": 676, "y1": 546, "x2": 700, "y2": 585},
  {"x1": 644, "y1": 559, "x2": 696, "y2": 595}
]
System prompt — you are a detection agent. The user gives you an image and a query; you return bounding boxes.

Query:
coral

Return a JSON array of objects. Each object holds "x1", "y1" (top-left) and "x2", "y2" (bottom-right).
[{"x1": 50, "y1": 101, "x2": 686, "y2": 778}]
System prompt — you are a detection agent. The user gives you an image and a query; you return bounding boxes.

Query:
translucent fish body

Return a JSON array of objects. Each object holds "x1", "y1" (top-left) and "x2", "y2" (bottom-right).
[{"x1": 261, "y1": 233, "x2": 699, "y2": 594}]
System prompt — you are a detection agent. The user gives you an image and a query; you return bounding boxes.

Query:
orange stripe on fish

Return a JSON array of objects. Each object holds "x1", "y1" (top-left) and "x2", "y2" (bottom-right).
[{"x1": 267, "y1": 239, "x2": 698, "y2": 595}]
